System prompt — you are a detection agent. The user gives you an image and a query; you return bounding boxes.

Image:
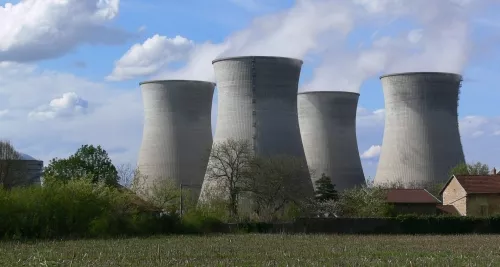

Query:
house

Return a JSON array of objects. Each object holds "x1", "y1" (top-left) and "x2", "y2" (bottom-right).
[
  {"x1": 385, "y1": 188, "x2": 442, "y2": 215},
  {"x1": 440, "y1": 175, "x2": 500, "y2": 217}
]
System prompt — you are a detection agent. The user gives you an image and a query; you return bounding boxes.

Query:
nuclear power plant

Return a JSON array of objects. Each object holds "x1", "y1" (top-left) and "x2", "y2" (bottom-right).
[
  {"x1": 199, "y1": 56, "x2": 313, "y2": 201},
  {"x1": 374, "y1": 72, "x2": 466, "y2": 188},
  {"x1": 137, "y1": 80, "x2": 214, "y2": 199},
  {"x1": 298, "y1": 91, "x2": 365, "y2": 191}
]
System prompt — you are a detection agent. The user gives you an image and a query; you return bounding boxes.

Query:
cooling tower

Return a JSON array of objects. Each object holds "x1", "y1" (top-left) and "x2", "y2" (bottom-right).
[
  {"x1": 200, "y1": 56, "x2": 313, "y2": 201},
  {"x1": 298, "y1": 91, "x2": 365, "y2": 191},
  {"x1": 137, "y1": 80, "x2": 214, "y2": 199},
  {"x1": 374, "y1": 72, "x2": 466, "y2": 188}
]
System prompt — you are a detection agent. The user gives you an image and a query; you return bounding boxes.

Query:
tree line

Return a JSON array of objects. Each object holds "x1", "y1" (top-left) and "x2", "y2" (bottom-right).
[{"x1": 0, "y1": 138, "x2": 495, "y2": 223}]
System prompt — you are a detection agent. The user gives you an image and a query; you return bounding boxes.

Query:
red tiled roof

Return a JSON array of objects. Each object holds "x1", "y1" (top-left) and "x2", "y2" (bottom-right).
[
  {"x1": 436, "y1": 204, "x2": 459, "y2": 215},
  {"x1": 455, "y1": 175, "x2": 500, "y2": 194},
  {"x1": 385, "y1": 188, "x2": 441, "y2": 204}
]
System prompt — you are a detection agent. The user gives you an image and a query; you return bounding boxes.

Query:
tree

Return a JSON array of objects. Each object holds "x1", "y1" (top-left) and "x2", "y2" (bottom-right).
[
  {"x1": 449, "y1": 161, "x2": 490, "y2": 176},
  {"x1": 335, "y1": 185, "x2": 394, "y2": 217},
  {"x1": 0, "y1": 140, "x2": 23, "y2": 189},
  {"x1": 243, "y1": 155, "x2": 311, "y2": 221},
  {"x1": 116, "y1": 163, "x2": 138, "y2": 188},
  {"x1": 314, "y1": 173, "x2": 338, "y2": 202},
  {"x1": 43, "y1": 145, "x2": 118, "y2": 186},
  {"x1": 204, "y1": 139, "x2": 253, "y2": 218},
  {"x1": 131, "y1": 172, "x2": 181, "y2": 214}
]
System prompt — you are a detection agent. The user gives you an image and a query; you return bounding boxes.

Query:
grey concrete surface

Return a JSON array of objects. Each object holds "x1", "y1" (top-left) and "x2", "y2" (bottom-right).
[
  {"x1": 298, "y1": 91, "x2": 365, "y2": 191},
  {"x1": 374, "y1": 72, "x2": 466, "y2": 188},
  {"x1": 200, "y1": 56, "x2": 313, "y2": 202},
  {"x1": 137, "y1": 80, "x2": 214, "y2": 199}
]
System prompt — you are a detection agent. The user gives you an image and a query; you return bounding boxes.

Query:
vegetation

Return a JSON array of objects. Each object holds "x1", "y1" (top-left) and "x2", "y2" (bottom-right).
[
  {"x1": 43, "y1": 145, "x2": 119, "y2": 186},
  {"x1": 334, "y1": 185, "x2": 394, "y2": 217},
  {"x1": 243, "y1": 155, "x2": 311, "y2": 221},
  {"x1": 204, "y1": 139, "x2": 253, "y2": 218},
  {"x1": 0, "y1": 178, "x2": 180, "y2": 239},
  {"x1": 449, "y1": 161, "x2": 490, "y2": 176},
  {"x1": 2, "y1": 235, "x2": 500, "y2": 266},
  {"x1": 314, "y1": 173, "x2": 338, "y2": 202}
]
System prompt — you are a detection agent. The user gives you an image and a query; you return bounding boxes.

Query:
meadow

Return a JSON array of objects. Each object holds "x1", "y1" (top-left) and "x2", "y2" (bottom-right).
[{"x1": 1, "y1": 234, "x2": 499, "y2": 266}]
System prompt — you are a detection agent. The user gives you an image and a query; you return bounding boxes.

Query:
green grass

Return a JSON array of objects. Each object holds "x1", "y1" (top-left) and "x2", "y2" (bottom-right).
[{"x1": 1, "y1": 234, "x2": 500, "y2": 266}]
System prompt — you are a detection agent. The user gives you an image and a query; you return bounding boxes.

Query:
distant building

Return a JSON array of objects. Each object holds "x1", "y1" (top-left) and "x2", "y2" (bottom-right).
[
  {"x1": 440, "y1": 175, "x2": 500, "y2": 217},
  {"x1": 0, "y1": 153, "x2": 43, "y2": 189},
  {"x1": 385, "y1": 188, "x2": 442, "y2": 215}
]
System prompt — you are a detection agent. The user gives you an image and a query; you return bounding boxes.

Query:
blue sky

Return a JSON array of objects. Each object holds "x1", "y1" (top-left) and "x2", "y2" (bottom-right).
[{"x1": 0, "y1": 0, "x2": 500, "y2": 179}]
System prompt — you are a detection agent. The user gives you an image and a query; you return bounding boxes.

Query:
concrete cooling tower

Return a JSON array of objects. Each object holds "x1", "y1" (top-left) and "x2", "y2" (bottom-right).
[
  {"x1": 200, "y1": 56, "x2": 313, "y2": 201},
  {"x1": 137, "y1": 80, "x2": 214, "y2": 199},
  {"x1": 374, "y1": 72, "x2": 466, "y2": 188},
  {"x1": 298, "y1": 91, "x2": 365, "y2": 191}
]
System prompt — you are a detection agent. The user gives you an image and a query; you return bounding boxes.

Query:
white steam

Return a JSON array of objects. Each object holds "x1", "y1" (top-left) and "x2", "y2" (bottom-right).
[{"x1": 121, "y1": 0, "x2": 500, "y2": 93}]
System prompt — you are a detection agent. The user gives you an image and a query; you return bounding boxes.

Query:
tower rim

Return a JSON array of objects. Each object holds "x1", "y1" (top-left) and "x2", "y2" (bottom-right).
[
  {"x1": 139, "y1": 80, "x2": 216, "y2": 86},
  {"x1": 380, "y1": 72, "x2": 462, "y2": 80},
  {"x1": 212, "y1": 56, "x2": 303, "y2": 65}
]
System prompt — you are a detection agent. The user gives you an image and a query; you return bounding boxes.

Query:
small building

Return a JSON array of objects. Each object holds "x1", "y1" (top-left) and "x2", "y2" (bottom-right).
[
  {"x1": 1, "y1": 153, "x2": 43, "y2": 189},
  {"x1": 440, "y1": 175, "x2": 500, "y2": 217},
  {"x1": 385, "y1": 188, "x2": 442, "y2": 215}
]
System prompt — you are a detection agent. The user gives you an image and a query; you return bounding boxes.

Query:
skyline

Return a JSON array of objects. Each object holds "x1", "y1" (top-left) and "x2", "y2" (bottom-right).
[{"x1": 0, "y1": 0, "x2": 499, "y2": 179}]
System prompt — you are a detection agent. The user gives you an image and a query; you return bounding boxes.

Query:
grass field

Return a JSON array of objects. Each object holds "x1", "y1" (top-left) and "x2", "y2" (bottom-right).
[{"x1": 1, "y1": 234, "x2": 499, "y2": 266}]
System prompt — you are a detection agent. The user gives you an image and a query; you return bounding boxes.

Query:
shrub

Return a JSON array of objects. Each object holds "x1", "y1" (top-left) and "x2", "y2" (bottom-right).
[{"x1": 0, "y1": 178, "x2": 179, "y2": 240}]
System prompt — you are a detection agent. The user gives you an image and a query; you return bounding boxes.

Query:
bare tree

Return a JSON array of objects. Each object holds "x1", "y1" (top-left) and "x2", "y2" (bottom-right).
[
  {"x1": 116, "y1": 163, "x2": 138, "y2": 188},
  {"x1": 204, "y1": 139, "x2": 253, "y2": 218},
  {"x1": 0, "y1": 140, "x2": 22, "y2": 189},
  {"x1": 243, "y1": 155, "x2": 312, "y2": 221},
  {"x1": 130, "y1": 171, "x2": 185, "y2": 214}
]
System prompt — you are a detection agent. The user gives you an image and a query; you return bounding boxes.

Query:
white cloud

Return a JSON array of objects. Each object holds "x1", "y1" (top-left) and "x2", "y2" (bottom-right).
[
  {"x1": 0, "y1": 0, "x2": 131, "y2": 62},
  {"x1": 361, "y1": 145, "x2": 381, "y2": 159},
  {"x1": 28, "y1": 92, "x2": 89, "y2": 121},
  {"x1": 0, "y1": 63, "x2": 143, "y2": 166},
  {"x1": 357, "y1": 108, "x2": 385, "y2": 128},
  {"x1": 110, "y1": 0, "x2": 499, "y2": 92},
  {"x1": 107, "y1": 34, "x2": 195, "y2": 81},
  {"x1": 0, "y1": 109, "x2": 8, "y2": 118}
]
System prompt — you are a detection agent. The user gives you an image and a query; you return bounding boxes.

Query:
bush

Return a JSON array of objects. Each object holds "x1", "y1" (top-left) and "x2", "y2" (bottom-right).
[
  {"x1": 394, "y1": 215, "x2": 500, "y2": 234},
  {"x1": 0, "y1": 178, "x2": 179, "y2": 240}
]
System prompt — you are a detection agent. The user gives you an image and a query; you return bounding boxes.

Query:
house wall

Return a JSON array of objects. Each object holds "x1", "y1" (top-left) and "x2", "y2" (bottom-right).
[
  {"x1": 466, "y1": 194, "x2": 500, "y2": 217},
  {"x1": 441, "y1": 177, "x2": 467, "y2": 215},
  {"x1": 393, "y1": 203, "x2": 438, "y2": 215}
]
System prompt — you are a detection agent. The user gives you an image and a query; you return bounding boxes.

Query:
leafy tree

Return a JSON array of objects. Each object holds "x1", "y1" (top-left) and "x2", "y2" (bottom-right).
[
  {"x1": 314, "y1": 173, "x2": 338, "y2": 202},
  {"x1": 449, "y1": 161, "x2": 490, "y2": 176},
  {"x1": 43, "y1": 145, "x2": 118, "y2": 186},
  {"x1": 243, "y1": 155, "x2": 312, "y2": 221},
  {"x1": 335, "y1": 185, "x2": 394, "y2": 217},
  {"x1": 203, "y1": 139, "x2": 253, "y2": 218}
]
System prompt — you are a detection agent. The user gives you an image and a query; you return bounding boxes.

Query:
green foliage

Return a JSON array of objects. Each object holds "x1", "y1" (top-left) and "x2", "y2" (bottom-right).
[
  {"x1": 314, "y1": 173, "x2": 338, "y2": 202},
  {"x1": 449, "y1": 161, "x2": 490, "y2": 176},
  {"x1": 394, "y1": 215, "x2": 500, "y2": 234},
  {"x1": 335, "y1": 186, "x2": 394, "y2": 217},
  {"x1": 0, "y1": 179, "x2": 178, "y2": 239},
  {"x1": 43, "y1": 145, "x2": 119, "y2": 186}
]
